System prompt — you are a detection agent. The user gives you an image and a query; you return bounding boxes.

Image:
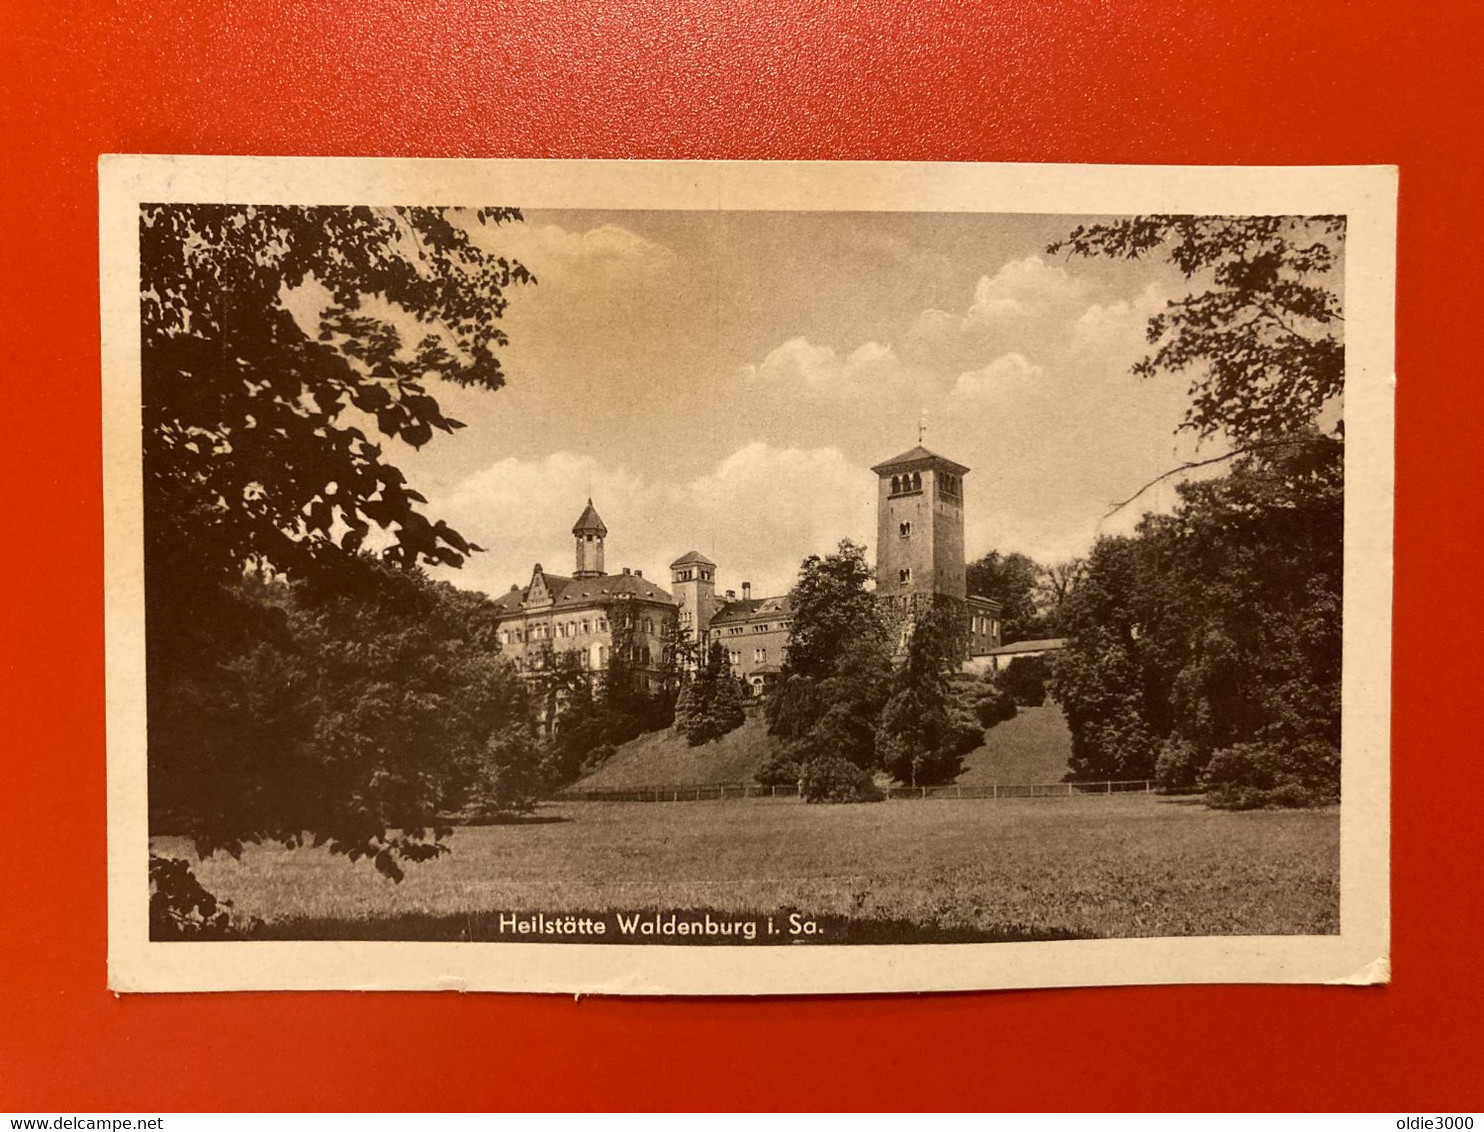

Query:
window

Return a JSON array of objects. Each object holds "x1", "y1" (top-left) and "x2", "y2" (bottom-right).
[
  {"x1": 754, "y1": 623, "x2": 769, "y2": 633},
  {"x1": 730, "y1": 650, "x2": 741, "y2": 667},
  {"x1": 597, "y1": 617, "x2": 608, "y2": 633},
  {"x1": 899, "y1": 567, "x2": 912, "y2": 584},
  {"x1": 644, "y1": 617, "x2": 654, "y2": 634},
  {"x1": 597, "y1": 645, "x2": 608, "y2": 668},
  {"x1": 899, "y1": 521, "x2": 912, "y2": 538},
  {"x1": 728, "y1": 625, "x2": 743, "y2": 636},
  {"x1": 754, "y1": 647, "x2": 767, "y2": 663}
]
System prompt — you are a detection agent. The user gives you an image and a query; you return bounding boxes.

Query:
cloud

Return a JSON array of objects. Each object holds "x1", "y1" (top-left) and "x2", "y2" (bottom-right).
[
  {"x1": 748, "y1": 337, "x2": 909, "y2": 394},
  {"x1": 470, "y1": 220, "x2": 675, "y2": 278},
  {"x1": 950, "y1": 352, "x2": 1045, "y2": 404},
  {"x1": 428, "y1": 443, "x2": 875, "y2": 601},
  {"x1": 902, "y1": 255, "x2": 1092, "y2": 372}
]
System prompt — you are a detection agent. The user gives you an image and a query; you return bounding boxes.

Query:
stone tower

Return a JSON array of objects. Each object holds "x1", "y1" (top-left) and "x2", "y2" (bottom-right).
[
  {"x1": 871, "y1": 444, "x2": 969, "y2": 614},
  {"x1": 669, "y1": 550, "x2": 717, "y2": 646},
  {"x1": 572, "y1": 498, "x2": 607, "y2": 578}
]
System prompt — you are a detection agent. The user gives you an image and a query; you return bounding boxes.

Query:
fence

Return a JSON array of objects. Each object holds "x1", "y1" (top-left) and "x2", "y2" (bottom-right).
[{"x1": 558, "y1": 779, "x2": 1154, "y2": 804}]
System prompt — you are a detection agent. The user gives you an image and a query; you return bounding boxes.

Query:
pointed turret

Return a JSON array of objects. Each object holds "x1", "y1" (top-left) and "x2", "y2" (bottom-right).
[
  {"x1": 572, "y1": 498, "x2": 608, "y2": 537},
  {"x1": 572, "y1": 498, "x2": 608, "y2": 578}
]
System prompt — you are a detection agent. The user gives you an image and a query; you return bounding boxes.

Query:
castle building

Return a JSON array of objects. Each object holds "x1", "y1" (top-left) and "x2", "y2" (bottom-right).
[
  {"x1": 489, "y1": 498, "x2": 674, "y2": 692},
  {"x1": 489, "y1": 445, "x2": 1002, "y2": 699}
]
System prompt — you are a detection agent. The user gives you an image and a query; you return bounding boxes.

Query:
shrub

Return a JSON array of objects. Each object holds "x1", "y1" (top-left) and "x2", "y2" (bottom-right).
[
  {"x1": 974, "y1": 682, "x2": 1017, "y2": 727},
  {"x1": 999, "y1": 655, "x2": 1051, "y2": 707},
  {"x1": 1202, "y1": 738, "x2": 1339, "y2": 809},
  {"x1": 799, "y1": 756, "x2": 883, "y2": 804},
  {"x1": 754, "y1": 750, "x2": 802, "y2": 788},
  {"x1": 1155, "y1": 736, "x2": 1204, "y2": 793}
]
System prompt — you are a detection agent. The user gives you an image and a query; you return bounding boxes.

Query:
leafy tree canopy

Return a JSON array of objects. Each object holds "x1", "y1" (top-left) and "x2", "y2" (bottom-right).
[
  {"x1": 1050, "y1": 215, "x2": 1344, "y2": 448},
  {"x1": 780, "y1": 539, "x2": 886, "y2": 683},
  {"x1": 142, "y1": 203, "x2": 533, "y2": 593}
]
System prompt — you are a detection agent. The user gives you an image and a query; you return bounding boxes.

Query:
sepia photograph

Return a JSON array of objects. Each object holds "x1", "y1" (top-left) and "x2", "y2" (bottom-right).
[{"x1": 101, "y1": 158, "x2": 1394, "y2": 994}]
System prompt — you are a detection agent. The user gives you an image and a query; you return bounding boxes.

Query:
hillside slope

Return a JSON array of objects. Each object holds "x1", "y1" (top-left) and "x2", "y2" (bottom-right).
[
  {"x1": 955, "y1": 703, "x2": 1075, "y2": 786},
  {"x1": 567, "y1": 710, "x2": 778, "y2": 791},
  {"x1": 567, "y1": 702, "x2": 1076, "y2": 793}
]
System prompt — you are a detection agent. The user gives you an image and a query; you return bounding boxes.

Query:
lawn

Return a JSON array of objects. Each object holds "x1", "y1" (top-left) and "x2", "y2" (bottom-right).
[{"x1": 152, "y1": 794, "x2": 1340, "y2": 943}]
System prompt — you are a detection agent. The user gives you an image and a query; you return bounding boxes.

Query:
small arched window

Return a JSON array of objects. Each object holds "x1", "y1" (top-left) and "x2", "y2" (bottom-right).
[
  {"x1": 911, "y1": 471, "x2": 922, "y2": 491},
  {"x1": 899, "y1": 521, "x2": 912, "y2": 538},
  {"x1": 890, "y1": 475, "x2": 900, "y2": 494},
  {"x1": 899, "y1": 567, "x2": 912, "y2": 584}
]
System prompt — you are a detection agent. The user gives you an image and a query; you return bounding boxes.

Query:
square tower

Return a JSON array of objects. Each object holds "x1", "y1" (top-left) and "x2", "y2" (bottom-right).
[
  {"x1": 668, "y1": 550, "x2": 717, "y2": 643},
  {"x1": 871, "y1": 445, "x2": 969, "y2": 610}
]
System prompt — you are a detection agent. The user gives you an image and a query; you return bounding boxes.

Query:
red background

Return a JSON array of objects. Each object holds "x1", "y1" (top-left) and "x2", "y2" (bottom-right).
[{"x1": 1, "y1": 0, "x2": 1479, "y2": 1112}]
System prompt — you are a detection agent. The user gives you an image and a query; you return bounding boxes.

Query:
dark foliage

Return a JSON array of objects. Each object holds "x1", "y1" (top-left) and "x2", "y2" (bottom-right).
[
  {"x1": 674, "y1": 643, "x2": 748, "y2": 746},
  {"x1": 799, "y1": 756, "x2": 883, "y2": 804},
  {"x1": 754, "y1": 751, "x2": 803, "y2": 788},
  {"x1": 999, "y1": 654, "x2": 1051, "y2": 707},
  {"x1": 966, "y1": 550, "x2": 1049, "y2": 643},
  {"x1": 779, "y1": 540, "x2": 887, "y2": 683},
  {"x1": 149, "y1": 855, "x2": 246, "y2": 939},
  {"x1": 973, "y1": 680, "x2": 1019, "y2": 728},
  {"x1": 150, "y1": 563, "x2": 542, "y2": 877},
  {"x1": 1052, "y1": 434, "x2": 1343, "y2": 798},
  {"x1": 877, "y1": 598, "x2": 983, "y2": 787},
  {"x1": 142, "y1": 203, "x2": 537, "y2": 885}
]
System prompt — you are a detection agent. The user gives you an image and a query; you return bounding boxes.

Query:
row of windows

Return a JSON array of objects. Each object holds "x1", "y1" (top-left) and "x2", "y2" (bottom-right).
[
  {"x1": 509, "y1": 643, "x2": 661, "y2": 671},
  {"x1": 503, "y1": 615, "x2": 662, "y2": 645},
  {"x1": 971, "y1": 615, "x2": 1000, "y2": 637},
  {"x1": 889, "y1": 470, "x2": 964, "y2": 498},
  {"x1": 723, "y1": 619, "x2": 791, "y2": 636},
  {"x1": 889, "y1": 471, "x2": 923, "y2": 496},
  {"x1": 674, "y1": 568, "x2": 714, "y2": 582},
  {"x1": 728, "y1": 648, "x2": 772, "y2": 666},
  {"x1": 512, "y1": 645, "x2": 609, "y2": 672}
]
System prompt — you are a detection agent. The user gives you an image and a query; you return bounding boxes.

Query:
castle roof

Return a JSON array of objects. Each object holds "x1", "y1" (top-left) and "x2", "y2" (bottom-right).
[
  {"x1": 709, "y1": 593, "x2": 793, "y2": 626},
  {"x1": 491, "y1": 568, "x2": 675, "y2": 614},
  {"x1": 980, "y1": 637, "x2": 1068, "y2": 657},
  {"x1": 870, "y1": 445, "x2": 970, "y2": 477},
  {"x1": 571, "y1": 499, "x2": 608, "y2": 536},
  {"x1": 669, "y1": 550, "x2": 716, "y2": 568}
]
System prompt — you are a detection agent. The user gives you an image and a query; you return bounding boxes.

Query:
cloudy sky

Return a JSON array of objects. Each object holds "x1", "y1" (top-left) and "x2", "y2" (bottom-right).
[{"x1": 379, "y1": 208, "x2": 1219, "y2": 600}]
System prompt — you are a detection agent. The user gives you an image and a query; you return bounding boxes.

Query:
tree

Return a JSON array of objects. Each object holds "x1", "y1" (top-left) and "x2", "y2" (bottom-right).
[
  {"x1": 674, "y1": 642, "x2": 748, "y2": 747},
  {"x1": 142, "y1": 204, "x2": 535, "y2": 882},
  {"x1": 1050, "y1": 215, "x2": 1344, "y2": 450},
  {"x1": 149, "y1": 561, "x2": 542, "y2": 880},
  {"x1": 1051, "y1": 433, "x2": 1343, "y2": 799},
  {"x1": 877, "y1": 598, "x2": 983, "y2": 787},
  {"x1": 966, "y1": 550, "x2": 1048, "y2": 643},
  {"x1": 999, "y1": 654, "x2": 1051, "y2": 707},
  {"x1": 777, "y1": 539, "x2": 886, "y2": 683}
]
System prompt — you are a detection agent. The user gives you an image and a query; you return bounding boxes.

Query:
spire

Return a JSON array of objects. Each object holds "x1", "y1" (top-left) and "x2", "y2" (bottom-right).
[{"x1": 571, "y1": 498, "x2": 608, "y2": 537}]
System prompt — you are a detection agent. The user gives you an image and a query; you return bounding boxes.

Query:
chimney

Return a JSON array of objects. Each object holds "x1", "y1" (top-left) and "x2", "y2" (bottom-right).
[
  {"x1": 726, "y1": 589, "x2": 736, "y2": 600},
  {"x1": 742, "y1": 581, "x2": 752, "y2": 600},
  {"x1": 635, "y1": 569, "x2": 643, "y2": 578},
  {"x1": 622, "y1": 567, "x2": 631, "y2": 575}
]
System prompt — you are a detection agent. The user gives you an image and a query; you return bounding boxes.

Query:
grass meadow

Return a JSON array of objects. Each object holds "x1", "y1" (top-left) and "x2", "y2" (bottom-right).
[{"x1": 152, "y1": 794, "x2": 1341, "y2": 943}]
